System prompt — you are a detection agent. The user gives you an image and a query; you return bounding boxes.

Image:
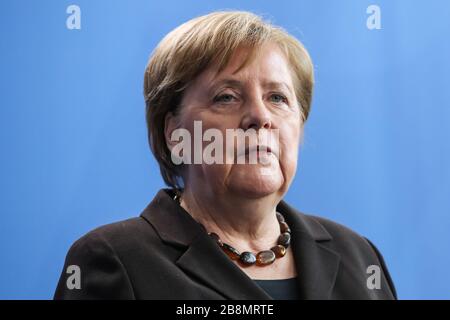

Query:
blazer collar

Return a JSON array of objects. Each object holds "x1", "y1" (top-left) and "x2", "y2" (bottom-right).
[{"x1": 141, "y1": 189, "x2": 340, "y2": 300}]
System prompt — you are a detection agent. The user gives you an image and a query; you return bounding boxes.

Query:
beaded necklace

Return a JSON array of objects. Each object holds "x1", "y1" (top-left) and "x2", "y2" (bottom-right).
[{"x1": 174, "y1": 192, "x2": 291, "y2": 266}]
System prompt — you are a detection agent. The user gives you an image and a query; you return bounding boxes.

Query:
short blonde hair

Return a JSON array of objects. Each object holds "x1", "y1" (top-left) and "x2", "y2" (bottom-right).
[{"x1": 144, "y1": 10, "x2": 314, "y2": 188}]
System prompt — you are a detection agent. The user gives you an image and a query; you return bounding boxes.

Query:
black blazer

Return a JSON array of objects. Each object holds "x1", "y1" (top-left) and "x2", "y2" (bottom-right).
[{"x1": 54, "y1": 189, "x2": 397, "y2": 299}]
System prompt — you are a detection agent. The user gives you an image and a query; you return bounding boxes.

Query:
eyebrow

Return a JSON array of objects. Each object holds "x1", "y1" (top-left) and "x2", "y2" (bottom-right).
[
  {"x1": 208, "y1": 78, "x2": 294, "y2": 95},
  {"x1": 262, "y1": 80, "x2": 294, "y2": 94},
  {"x1": 207, "y1": 79, "x2": 244, "y2": 95}
]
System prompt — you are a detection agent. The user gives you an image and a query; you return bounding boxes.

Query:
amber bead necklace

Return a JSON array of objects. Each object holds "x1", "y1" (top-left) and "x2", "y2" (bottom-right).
[{"x1": 174, "y1": 192, "x2": 291, "y2": 267}]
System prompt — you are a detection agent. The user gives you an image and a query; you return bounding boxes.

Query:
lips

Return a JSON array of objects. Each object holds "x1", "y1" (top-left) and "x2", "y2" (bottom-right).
[{"x1": 238, "y1": 144, "x2": 278, "y2": 158}]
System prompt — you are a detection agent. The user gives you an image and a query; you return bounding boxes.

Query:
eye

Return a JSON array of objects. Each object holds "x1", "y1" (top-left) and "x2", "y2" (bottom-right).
[
  {"x1": 213, "y1": 93, "x2": 237, "y2": 104},
  {"x1": 269, "y1": 93, "x2": 288, "y2": 104}
]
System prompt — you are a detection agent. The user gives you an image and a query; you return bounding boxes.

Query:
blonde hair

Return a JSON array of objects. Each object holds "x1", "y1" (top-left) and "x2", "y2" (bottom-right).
[{"x1": 144, "y1": 10, "x2": 314, "y2": 188}]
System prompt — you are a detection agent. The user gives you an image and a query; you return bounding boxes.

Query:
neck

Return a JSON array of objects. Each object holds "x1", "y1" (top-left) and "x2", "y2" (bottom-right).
[{"x1": 179, "y1": 185, "x2": 282, "y2": 253}]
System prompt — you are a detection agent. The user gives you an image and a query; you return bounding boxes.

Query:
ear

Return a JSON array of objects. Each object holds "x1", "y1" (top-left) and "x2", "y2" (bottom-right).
[{"x1": 164, "y1": 112, "x2": 179, "y2": 152}]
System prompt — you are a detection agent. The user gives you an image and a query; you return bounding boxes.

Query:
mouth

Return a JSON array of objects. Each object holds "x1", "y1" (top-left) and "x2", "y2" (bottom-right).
[{"x1": 240, "y1": 145, "x2": 278, "y2": 158}]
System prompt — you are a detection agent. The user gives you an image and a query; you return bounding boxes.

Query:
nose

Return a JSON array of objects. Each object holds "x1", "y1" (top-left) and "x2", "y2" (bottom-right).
[{"x1": 240, "y1": 97, "x2": 272, "y2": 130}]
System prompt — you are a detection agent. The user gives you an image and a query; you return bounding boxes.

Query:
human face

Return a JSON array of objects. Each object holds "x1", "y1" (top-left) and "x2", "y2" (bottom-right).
[{"x1": 167, "y1": 43, "x2": 303, "y2": 199}]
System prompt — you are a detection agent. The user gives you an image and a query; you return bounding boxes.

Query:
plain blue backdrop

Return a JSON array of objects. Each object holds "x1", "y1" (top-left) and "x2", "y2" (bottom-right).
[{"x1": 1, "y1": 0, "x2": 449, "y2": 299}]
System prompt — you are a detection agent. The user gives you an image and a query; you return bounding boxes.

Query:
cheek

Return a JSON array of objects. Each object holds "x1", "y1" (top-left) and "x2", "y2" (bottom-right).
[
  {"x1": 279, "y1": 124, "x2": 302, "y2": 171},
  {"x1": 179, "y1": 114, "x2": 235, "y2": 179}
]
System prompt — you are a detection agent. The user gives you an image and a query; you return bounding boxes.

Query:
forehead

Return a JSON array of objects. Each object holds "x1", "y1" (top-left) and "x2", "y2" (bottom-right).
[{"x1": 191, "y1": 43, "x2": 294, "y2": 90}]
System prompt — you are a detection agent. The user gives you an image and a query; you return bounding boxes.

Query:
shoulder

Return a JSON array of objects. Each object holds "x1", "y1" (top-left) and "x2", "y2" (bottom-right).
[
  {"x1": 300, "y1": 212, "x2": 397, "y2": 299},
  {"x1": 281, "y1": 199, "x2": 391, "y2": 270},
  {"x1": 300, "y1": 213, "x2": 379, "y2": 259},
  {"x1": 67, "y1": 216, "x2": 160, "y2": 259},
  {"x1": 305, "y1": 214, "x2": 369, "y2": 244},
  {"x1": 54, "y1": 216, "x2": 161, "y2": 299}
]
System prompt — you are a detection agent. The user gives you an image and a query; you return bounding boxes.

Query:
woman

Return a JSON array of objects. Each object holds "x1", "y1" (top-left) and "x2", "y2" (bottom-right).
[{"x1": 54, "y1": 11, "x2": 396, "y2": 300}]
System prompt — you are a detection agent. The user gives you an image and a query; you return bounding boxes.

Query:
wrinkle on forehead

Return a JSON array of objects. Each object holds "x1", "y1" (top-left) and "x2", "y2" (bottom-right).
[{"x1": 187, "y1": 43, "x2": 295, "y2": 98}]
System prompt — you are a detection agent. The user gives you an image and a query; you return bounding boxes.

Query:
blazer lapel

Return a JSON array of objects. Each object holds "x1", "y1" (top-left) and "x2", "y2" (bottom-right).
[
  {"x1": 278, "y1": 201, "x2": 341, "y2": 299},
  {"x1": 141, "y1": 189, "x2": 271, "y2": 299},
  {"x1": 176, "y1": 230, "x2": 272, "y2": 299}
]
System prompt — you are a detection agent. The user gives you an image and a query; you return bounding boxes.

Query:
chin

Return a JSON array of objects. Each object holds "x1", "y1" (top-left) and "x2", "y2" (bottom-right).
[{"x1": 227, "y1": 165, "x2": 284, "y2": 198}]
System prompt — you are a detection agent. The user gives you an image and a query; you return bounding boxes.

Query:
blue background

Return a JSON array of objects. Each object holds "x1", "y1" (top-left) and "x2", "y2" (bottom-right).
[{"x1": 1, "y1": 0, "x2": 449, "y2": 299}]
